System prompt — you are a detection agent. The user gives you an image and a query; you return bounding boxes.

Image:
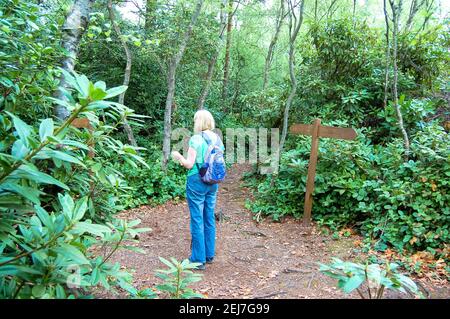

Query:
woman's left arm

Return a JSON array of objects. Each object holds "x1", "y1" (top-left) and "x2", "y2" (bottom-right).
[{"x1": 172, "y1": 148, "x2": 197, "y2": 169}]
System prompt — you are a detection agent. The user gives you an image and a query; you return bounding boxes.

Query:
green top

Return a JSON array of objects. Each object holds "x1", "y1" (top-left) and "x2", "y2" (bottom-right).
[
  {"x1": 187, "y1": 133, "x2": 208, "y2": 177},
  {"x1": 187, "y1": 130, "x2": 225, "y2": 177}
]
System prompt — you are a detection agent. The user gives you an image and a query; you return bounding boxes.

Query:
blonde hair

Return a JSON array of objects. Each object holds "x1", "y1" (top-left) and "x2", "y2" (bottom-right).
[{"x1": 193, "y1": 109, "x2": 215, "y2": 133}]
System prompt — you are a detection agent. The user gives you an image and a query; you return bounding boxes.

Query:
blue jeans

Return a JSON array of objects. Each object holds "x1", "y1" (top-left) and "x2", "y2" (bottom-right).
[{"x1": 186, "y1": 173, "x2": 218, "y2": 264}]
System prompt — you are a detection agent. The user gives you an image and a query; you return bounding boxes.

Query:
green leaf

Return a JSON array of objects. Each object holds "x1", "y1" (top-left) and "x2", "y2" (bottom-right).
[
  {"x1": 89, "y1": 82, "x2": 107, "y2": 101},
  {"x1": 0, "y1": 265, "x2": 44, "y2": 276},
  {"x1": 159, "y1": 257, "x2": 176, "y2": 270},
  {"x1": 90, "y1": 267, "x2": 100, "y2": 285},
  {"x1": 47, "y1": 97, "x2": 75, "y2": 112},
  {"x1": 11, "y1": 139, "x2": 29, "y2": 159},
  {"x1": 342, "y1": 275, "x2": 365, "y2": 293},
  {"x1": 54, "y1": 244, "x2": 90, "y2": 265},
  {"x1": 105, "y1": 86, "x2": 127, "y2": 99},
  {"x1": 7, "y1": 112, "x2": 32, "y2": 147},
  {"x1": 86, "y1": 101, "x2": 110, "y2": 111},
  {"x1": 94, "y1": 81, "x2": 106, "y2": 91},
  {"x1": 73, "y1": 197, "x2": 88, "y2": 221},
  {"x1": 32, "y1": 285, "x2": 46, "y2": 298},
  {"x1": 75, "y1": 74, "x2": 90, "y2": 98},
  {"x1": 58, "y1": 69, "x2": 78, "y2": 90},
  {"x1": 60, "y1": 140, "x2": 90, "y2": 151},
  {"x1": 0, "y1": 183, "x2": 41, "y2": 204},
  {"x1": 8, "y1": 164, "x2": 69, "y2": 190},
  {"x1": 35, "y1": 205, "x2": 53, "y2": 229},
  {"x1": 39, "y1": 118, "x2": 54, "y2": 142},
  {"x1": 73, "y1": 222, "x2": 111, "y2": 237},
  {"x1": 34, "y1": 149, "x2": 85, "y2": 167},
  {"x1": 55, "y1": 284, "x2": 66, "y2": 299},
  {"x1": 58, "y1": 193, "x2": 74, "y2": 219}
]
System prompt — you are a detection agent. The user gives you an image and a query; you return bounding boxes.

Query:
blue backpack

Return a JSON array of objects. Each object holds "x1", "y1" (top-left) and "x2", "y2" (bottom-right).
[{"x1": 196, "y1": 132, "x2": 226, "y2": 184}]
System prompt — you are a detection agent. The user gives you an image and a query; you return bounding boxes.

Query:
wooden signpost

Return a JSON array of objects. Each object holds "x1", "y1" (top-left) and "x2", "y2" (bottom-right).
[{"x1": 290, "y1": 119, "x2": 357, "y2": 225}]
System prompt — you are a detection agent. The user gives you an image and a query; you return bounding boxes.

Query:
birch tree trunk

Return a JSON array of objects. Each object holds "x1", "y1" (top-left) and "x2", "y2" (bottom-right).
[
  {"x1": 389, "y1": 0, "x2": 410, "y2": 155},
  {"x1": 107, "y1": 0, "x2": 137, "y2": 147},
  {"x1": 279, "y1": 0, "x2": 306, "y2": 156},
  {"x1": 55, "y1": 0, "x2": 93, "y2": 120},
  {"x1": 262, "y1": 0, "x2": 285, "y2": 90},
  {"x1": 197, "y1": 0, "x2": 227, "y2": 109},
  {"x1": 222, "y1": 0, "x2": 233, "y2": 105},
  {"x1": 162, "y1": 0, "x2": 204, "y2": 169}
]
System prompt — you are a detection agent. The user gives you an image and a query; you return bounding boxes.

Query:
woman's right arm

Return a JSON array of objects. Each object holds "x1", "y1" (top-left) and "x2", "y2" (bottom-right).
[{"x1": 172, "y1": 147, "x2": 197, "y2": 169}]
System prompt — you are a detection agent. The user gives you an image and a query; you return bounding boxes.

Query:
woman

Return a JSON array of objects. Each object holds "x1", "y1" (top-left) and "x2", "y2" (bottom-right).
[{"x1": 171, "y1": 110, "x2": 224, "y2": 270}]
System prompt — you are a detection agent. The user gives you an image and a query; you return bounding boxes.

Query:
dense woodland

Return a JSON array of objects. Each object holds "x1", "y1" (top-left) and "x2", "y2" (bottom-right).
[{"x1": 0, "y1": 0, "x2": 449, "y2": 298}]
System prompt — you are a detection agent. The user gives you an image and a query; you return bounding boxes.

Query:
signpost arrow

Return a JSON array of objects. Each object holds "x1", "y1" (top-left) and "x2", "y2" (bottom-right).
[{"x1": 290, "y1": 119, "x2": 357, "y2": 225}]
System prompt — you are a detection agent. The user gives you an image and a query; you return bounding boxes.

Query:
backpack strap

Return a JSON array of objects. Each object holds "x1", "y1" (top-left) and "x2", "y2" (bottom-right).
[
  {"x1": 195, "y1": 132, "x2": 208, "y2": 173},
  {"x1": 201, "y1": 131, "x2": 213, "y2": 145}
]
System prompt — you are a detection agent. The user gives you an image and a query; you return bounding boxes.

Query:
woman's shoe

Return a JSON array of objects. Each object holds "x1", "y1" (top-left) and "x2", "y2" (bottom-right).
[
  {"x1": 188, "y1": 258, "x2": 206, "y2": 270},
  {"x1": 206, "y1": 257, "x2": 214, "y2": 264},
  {"x1": 195, "y1": 263, "x2": 206, "y2": 270}
]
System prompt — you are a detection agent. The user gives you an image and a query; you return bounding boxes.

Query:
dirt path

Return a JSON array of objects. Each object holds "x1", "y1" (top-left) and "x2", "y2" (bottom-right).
[{"x1": 110, "y1": 164, "x2": 449, "y2": 299}]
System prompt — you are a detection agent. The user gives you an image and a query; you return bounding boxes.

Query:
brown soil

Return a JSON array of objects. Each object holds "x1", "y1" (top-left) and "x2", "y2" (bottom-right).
[{"x1": 106, "y1": 164, "x2": 449, "y2": 299}]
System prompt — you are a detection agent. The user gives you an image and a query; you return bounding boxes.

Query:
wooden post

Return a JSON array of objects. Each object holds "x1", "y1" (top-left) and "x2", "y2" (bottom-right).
[
  {"x1": 290, "y1": 119, "x2": 357, "y2": 226},
  {"x1": 303, "y1": 119, "x2": 320, "y2": 225}
]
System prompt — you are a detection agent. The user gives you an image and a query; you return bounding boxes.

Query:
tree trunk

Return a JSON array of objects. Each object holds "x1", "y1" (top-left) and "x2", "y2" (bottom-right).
[
  {"x1": 145, "y1": 0, "x2": 157, "y2": 31},
  {"x1": 405, "y1": 0, "x2": 425, "y2": 31},
  {"x1": 197, "y1": 56, "x2": 218, "y2": 110},
  {"x1": 263, "y1": 0, "x2": 285, "y2": 90},
  {"x1": 326, "y1": 0, "x2": 338, "y2": 20},
  {"x1": 279, "y1": 0, "x2": 306, "y2": 156},
  {"x1": 314, "y1": 0, "x2": 318, "y2": 21},
  {"x1": 107, "y1": 0, "x2": 137, "y2": 147},
  {"x1": 197, "y1": 0, "x2": 227, "y2": 109},
  {"x1": 55, "y1": 0, "x2": 93, "y2": 120},
  {"x1": 162, "y1": 0, "x2": 204, "y2": 169},
  {"x1": 389, "y1": 0, "x2": 410, "y2": 155},
  {"x1": 222, "y1": 0, "x2": 233, "y2": 105},
  {"x1": 383, "y1": 0, "x2": 391, "y2": 108},
  {"x1": 419, "y1": 0, "x2": 434, "y2": 31}
]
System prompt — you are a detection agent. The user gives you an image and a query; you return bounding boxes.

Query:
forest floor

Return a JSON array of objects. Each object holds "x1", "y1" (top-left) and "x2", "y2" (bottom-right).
[{"x1": 106, "y1": 164, "x2": 449, "y2": 299}]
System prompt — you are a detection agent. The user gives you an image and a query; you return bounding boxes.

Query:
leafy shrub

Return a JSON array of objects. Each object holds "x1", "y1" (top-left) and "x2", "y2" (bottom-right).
[
  {"x1": 114, "y1": 144, "x2": 187, "y2": 209},
  {"x1": 377, "y1": 96, "x2": 439, "y2": 138},
  {"x1": 398, "y1": 24, "x2": 450, "y2": 90},
  {"x1": 0, "y1": 70, "x2": 152, "y2": 298},
  {"x1": 0, "y1": 0, "x2": 64, "y2": 119},
  {"x1": 319, "y1": 257, "x2": 422, "y2": 299},
  {"x1": 246, "y1": 120, "x2": 449, "y2": 253},
  {"x1": 155, "y1": 257, "x2": 204, "y2": 299}
]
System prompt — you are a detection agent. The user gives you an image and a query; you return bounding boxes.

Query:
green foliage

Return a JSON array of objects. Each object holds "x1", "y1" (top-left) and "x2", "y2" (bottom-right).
[
  {"x1": 377, "y1": 96, "x2": 440, "y2": 138},
  {"x1": 155, "y1": 257, "x2": 204, "y2": 299},
  {"x1": 115, "y1": 151, "x2": 187, "y2": 209},
  {"x1": 309, "y1": 18, "x2": 376, "y2": 85},
  {"x1": 398, "y1": 25, "x2": 450, "y2": 90},
  {"x1": 246, "y1": 120, "x2": 450, "y2": 253},
  {"x1": 1, "y1": 0, "x2": 449, "y2": 298},
  {"x1": 319, "y1": 257, "x2": 422, "y2": 299},
  {"x1": 0, "y1": 69, "x2": 151, "y2": 298},
  {"x1": 0, "y1": 0, "x2": 63, "y2": 119}
]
